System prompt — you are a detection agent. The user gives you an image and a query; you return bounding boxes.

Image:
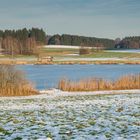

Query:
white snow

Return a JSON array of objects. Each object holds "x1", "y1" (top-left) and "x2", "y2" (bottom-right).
[
  {"x1": 44, "y1": 45, "x2": 92, "y2": 49},
  {"x1": 0, "y1": 89, "x2": 140, "y2": 139}
]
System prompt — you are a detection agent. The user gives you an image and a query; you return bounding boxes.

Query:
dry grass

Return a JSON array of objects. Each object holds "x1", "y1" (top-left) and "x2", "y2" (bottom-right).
[
  {"x1": 0, "y1": 65, "x2": 38, "y2": 96},
  {"x1": 0, "y1": 59, "x2": 140, "y2": 65},
  {"x1": 58, "y1": 74, "x2": 140, "y2": 91},
  {"x1": 54, "y1": 60, "x2": 140, "y2": 65},
  {"x1": 79, "y1": 47, "x2": 91, "y2": 55}
]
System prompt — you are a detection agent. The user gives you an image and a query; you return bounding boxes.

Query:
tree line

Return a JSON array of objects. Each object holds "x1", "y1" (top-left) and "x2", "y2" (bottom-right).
[
  {"x1": 0, "y1": 28, "x2": 46, "y2": 55},
  {"x1": 115, "y1": 36, "x2": 140, "y2": 49},
  {"x1": 48, "y1": 34, "x2": 140, "y2": 49},
  {"x1": 0, "y1": 27, "x2": 139, "y2": 56},
  {"x1": 47, "y1": 34, "x2": 115, "y2": 49}
]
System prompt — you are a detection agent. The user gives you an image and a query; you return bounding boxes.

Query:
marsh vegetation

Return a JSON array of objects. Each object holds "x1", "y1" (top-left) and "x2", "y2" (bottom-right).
[
  {"x1": 0, "y1": 65, "x2": 38, "y2": 96},
  {"x1": 59, "y1": 74, "x2": 140, "y2": 91}
]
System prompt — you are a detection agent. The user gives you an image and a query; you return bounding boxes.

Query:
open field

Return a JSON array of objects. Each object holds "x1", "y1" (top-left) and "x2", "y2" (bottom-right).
[
  {"x1": 40, "y1": 48, "x2": 140, "y2": 64},
  {"x1": 42, "y1": 48, "x2": 140, "y2": 58},
  {"x1": 78, "y1": 51, "x2": 140, "y2": 58},
  {"x1": 0, "y1": 47, "x2": 140, "y2": 65},
  {"x1": 0, "y1": 91, "x2": 140, "y2": 139}
]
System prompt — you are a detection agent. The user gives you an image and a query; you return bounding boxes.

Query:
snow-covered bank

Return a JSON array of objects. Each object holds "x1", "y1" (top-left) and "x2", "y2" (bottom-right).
[
  {"x1": 40, "y1": 89, "x2": 140, "y2": 96},
  {"x1": 0, "y1": 89, "x2": 139, "y2": 100}
]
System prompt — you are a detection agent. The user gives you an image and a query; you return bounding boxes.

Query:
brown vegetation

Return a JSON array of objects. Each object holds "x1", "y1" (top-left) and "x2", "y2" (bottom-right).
[
  {"x1": 79, "y1": 47, "x2": 91, "y2": 55},
  {"x1": 0, "y1": 65, "x2": 38, "y2": 96},
  {"x1": 2, "y1": 36, "x2": 37, "y2": 55},
  {"x1": 0, "y1": 59, "x2": 140, "y2": 65},
  {"x1": 55, "y1": 60, "x2": 140, "y2": 65},
  {"x1": 0, "y1": 28, "x2": 46, "y2": 56},
  {"x1": 58, "y1": 74, "x2": 140, "y2": 91}
]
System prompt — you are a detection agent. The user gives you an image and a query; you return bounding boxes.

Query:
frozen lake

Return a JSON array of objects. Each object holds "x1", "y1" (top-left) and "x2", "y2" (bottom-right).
[{"x1": 17, "y1": 64, "x2": 140, "y2": 90}]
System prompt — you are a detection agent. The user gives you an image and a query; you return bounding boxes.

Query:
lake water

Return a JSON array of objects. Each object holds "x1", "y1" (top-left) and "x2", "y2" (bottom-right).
[{"x1": 17, "y1": 64, "x2": 140, "y2": 90}]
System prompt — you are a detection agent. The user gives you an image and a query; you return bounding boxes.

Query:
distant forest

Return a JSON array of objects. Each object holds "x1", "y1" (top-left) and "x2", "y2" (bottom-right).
[
  {"x1": 47, "y1": 34, "x2": 114, "y2": 49},
  {"x1": 115, "y1": 37, "x2": 140, "y2": 49},
  {"x1": 47, "y1": 34, "x2": 140, "y2": 49},
  {"x1": 0, "y1": 28, "x2": 140, "y2": 56},
  {"x1": 0, "y1": 28, "x2": 46, "y2": 55}
]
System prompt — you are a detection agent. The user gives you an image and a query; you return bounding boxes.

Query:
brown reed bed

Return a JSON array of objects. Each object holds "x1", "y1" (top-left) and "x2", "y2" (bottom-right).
[
  {"x1": 0, "y1": 59, "x2": 140, "y2": 65},
  {"x1": 58, "y1": 74, "x2": 140, "y2": 91},
  {"x1": 54, "y1": 60, "x2": 140, "y2": 65},
  {"x1": 0, "y1": 65, "x2": 38, "y2": 96}
]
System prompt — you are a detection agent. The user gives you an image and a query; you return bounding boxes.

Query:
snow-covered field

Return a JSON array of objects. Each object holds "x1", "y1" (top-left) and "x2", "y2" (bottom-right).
[
  {"x1": 44, "y1": 45, "x2": 140, "y2": 54},
  {"x1": 44, "y1": 45, "x2": 92, "y2": 49},
  {"x1": 0, "y1": 90, "x2": 140, "y2": 139}
]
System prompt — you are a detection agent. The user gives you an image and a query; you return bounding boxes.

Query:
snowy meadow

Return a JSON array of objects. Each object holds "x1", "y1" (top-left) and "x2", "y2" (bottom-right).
[{"x1": 0, "y1": 92, "x2": 140, "y2": 140}]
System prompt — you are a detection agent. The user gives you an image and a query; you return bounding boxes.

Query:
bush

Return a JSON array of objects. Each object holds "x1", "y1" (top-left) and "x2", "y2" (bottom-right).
[
  {"x1": 79, "y1": 47, "x2": 91, "y2": 55},
  {"x1": 0, "y1": 65, "x2": 38, "y2": 96}
]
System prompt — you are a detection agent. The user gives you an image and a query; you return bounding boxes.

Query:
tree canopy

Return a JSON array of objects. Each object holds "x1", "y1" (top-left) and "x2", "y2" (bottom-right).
[
  {"x1": 115, "y1": 36, "x2": 140, "y2": 49},
  {"x1": 48, "y1": 34, "x2": 115, "y2": 49},
  {"x1": 0, "y1": 28, "x2": 46, "y2": 55}
]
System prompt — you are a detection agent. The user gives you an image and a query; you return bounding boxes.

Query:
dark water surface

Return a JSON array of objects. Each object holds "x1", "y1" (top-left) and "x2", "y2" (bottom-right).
[{"x1": 17, "y1": 64, "x2": 140, "y2": 90}]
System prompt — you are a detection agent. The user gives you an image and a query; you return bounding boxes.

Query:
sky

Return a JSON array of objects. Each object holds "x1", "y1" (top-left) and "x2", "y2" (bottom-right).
[{"x1": 0, "y1": 0, "x2": 140, "y2": 39}]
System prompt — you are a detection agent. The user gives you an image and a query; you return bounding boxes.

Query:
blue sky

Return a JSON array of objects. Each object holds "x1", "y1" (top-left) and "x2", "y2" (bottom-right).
[{"x1": 0, "y1": 0, "x2": 140, "y2": 39}]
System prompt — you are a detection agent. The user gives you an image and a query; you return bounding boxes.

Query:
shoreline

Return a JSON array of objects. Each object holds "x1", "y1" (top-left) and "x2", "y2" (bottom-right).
[
  {"x1": 0, "y1": 60, "x2": 140, "y2": 65},
  {"x1": 40, "y1": 89, "x2": 140, "y2": 96},
  {"x1": 1, "y1": 89, "x2": 140, "y2": 99}
]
